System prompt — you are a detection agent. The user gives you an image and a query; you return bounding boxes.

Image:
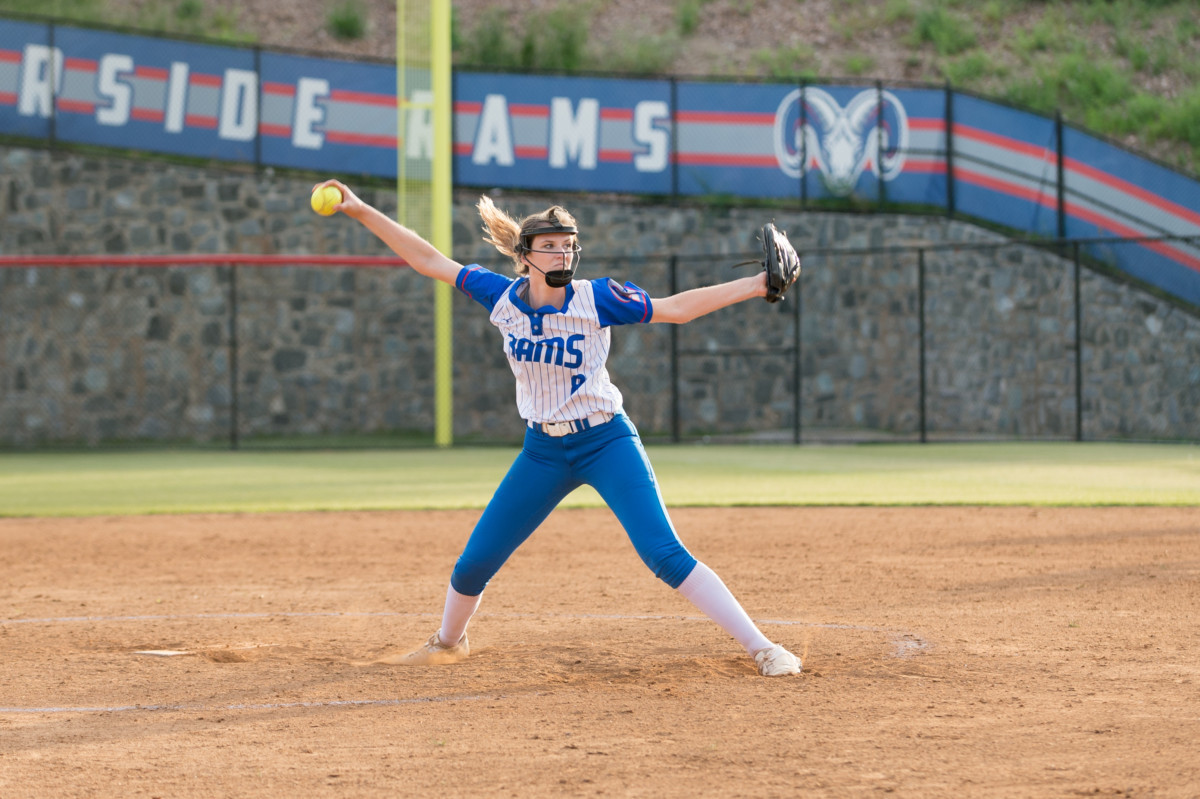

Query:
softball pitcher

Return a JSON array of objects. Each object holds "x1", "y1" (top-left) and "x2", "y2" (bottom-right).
[{"x1": 315, "y1": 180, "x2": 802, "y2": 677}]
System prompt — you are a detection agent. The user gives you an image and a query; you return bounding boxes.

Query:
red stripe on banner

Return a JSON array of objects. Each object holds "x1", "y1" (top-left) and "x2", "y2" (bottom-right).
[
  {"x1": 325, "y1": 130, "x2": 396, "y2": 147},
  {"x1": 903, "y1": 158, "x2": 947, "y2": 173},
  {"x1": 131, "y1": 107, "x2": 165, "y2": 122},
  {"x1": 0, "y1": 49, "x2": 23, "y2": 64},
  {"x1": 0, "y1": 92, "x2": 17, "y2": 106},
  {"x1": 956, "y1": 166, "x2": 1055, "y2": 209},
  {"x1": 454, "y1": 142, "x2": 472, "y2": 155},
  {"x1": 675, "y1": 152, "x2": 778, "y2": 168},
  {"x1": 56, "y1": 99, "x2": 95, "y2": 114},
  {"x1": 63, "y1": 57, "x2": 97, "y2": 72},
  {"x1": 955, "y1": 124, "x2": 1053, "y2": 161},
  {"x1": 135, "y1": 66, "x2": 169, "y2": 81},
  {"x1": 1065, "y1": 157, "x2": 1200, "y2": 229},
  {"x1": 676, "y1": 110, "x2": 774, "y2": 126},
  {"x1": 598, "y1": 149, "x2": 633, "y2": 163},
  {"x1": 0, "y1": 255, "x2": 410, "y2": 268},
  {"x1": 454, "y1": 101, "x2": 482, "y2": 115},
  {"x1": 262, "y1": 81, "x2": 296, "y2": 97},
  {"x1": 600, "y1": 108, "x2": 633, "y2": 121},
  {"x1": 515, "y1": 145, "x2": 549, "y2": 159},
  {"x1": 185, "y1": 114, "x2": 218, "y2": 129},
  {"x1": 910, "y1": 118, "x2": 945, "y2": 131},
  {"x1": 259, "y1": 123, "x2": 291, "y2": 138},
  {"x1": 509, "y1": 103, "x2": 549, "y2": 118},
  {"x1": 190, "y1": 73, "x2": 222, "y2": 88},
  {"x1": 1063, "y1": 202, "x2": 1147, "y2": 238},
  {"x1": 330, "y1": 89, "x2": 394, "y2": 107}
]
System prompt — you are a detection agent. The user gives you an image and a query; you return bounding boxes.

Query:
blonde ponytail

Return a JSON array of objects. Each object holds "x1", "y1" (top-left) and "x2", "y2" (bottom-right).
[
  {"x1": 477, "y1": 195, "x2": 580, "y2": 276},
  {"x1": 477, "y1": 195, "x2": 523, "y2": 266}
]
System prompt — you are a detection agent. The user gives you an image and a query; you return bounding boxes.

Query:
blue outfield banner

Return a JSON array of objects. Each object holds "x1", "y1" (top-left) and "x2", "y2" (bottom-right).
[
  {"x1": 950, "y1": 93, "x2": 1061, "y2": 239},
  {"x1": 453, "y1": 72, "x2": 673, "y2": 195},
  {"x1": 1061, "y1": 127, "x2": 1200, "y2": 304},
  {"x1": 259, "y1": 51, "x2": 410, "y2": 179},
  {"x1": 53, "y1": 26, "x2": 258, "y2": 162},
  {"x1": 0, "y1": 19, "x2": 50, "y2": 139},
  {"x1": 673, "y1": 82, "x2": 949, "y2": 207},
  {"x1": 882, "y1": 87, "x2": 948, "y2": 209},
  {"x1": 0, "y1": 17, "x2": 1197, "y2": 305}
]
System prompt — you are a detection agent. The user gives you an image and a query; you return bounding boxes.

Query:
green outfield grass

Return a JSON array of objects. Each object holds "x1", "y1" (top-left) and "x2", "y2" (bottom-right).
[{"x1": 0, "y1": 443, "x2": 1196, "y2": 517}]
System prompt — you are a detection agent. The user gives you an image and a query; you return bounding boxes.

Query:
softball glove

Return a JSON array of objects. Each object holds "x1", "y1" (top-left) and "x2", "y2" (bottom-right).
[
  {"x1": 761, "y1": 222, "x2": 801, "y2": 303},
  {"x1": 737, "y1": 222, "x2": 801, "y2": 303}
]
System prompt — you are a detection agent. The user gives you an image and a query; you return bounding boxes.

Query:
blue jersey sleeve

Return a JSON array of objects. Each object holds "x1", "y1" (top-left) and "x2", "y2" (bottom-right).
[
  {"x1": 592, "y1": 278, "x2": 654, "y2": 327},
  {"x1": 455, "y1": 264, "x2": 514, "y2": 312}
]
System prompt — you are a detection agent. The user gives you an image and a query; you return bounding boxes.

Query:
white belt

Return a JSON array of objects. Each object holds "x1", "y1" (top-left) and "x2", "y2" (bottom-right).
[{"x1": 528, "y1": 412, "x2": 613, "y2": 437}]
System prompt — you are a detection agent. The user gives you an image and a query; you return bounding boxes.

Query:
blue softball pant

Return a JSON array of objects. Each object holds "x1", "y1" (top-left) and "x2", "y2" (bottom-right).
[{"x1": 449, "y1": 413, "x2": 698, "y2": 596}]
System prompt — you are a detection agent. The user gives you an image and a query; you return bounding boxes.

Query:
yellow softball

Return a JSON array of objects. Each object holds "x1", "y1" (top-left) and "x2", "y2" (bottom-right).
[{"x1": 310, "y1": 185, "x2": 343, "y2": 216}]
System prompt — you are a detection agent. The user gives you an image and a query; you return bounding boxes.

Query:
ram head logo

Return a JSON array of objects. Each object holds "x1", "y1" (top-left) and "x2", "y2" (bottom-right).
[{"x1": 773, "y1": 88, "x2": 909, "y2": 196}]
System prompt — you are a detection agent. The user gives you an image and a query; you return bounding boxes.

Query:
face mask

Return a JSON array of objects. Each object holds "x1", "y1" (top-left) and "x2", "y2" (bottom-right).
[{"x1": 526, "y1": 248, "x2": 581, "y2": 287}]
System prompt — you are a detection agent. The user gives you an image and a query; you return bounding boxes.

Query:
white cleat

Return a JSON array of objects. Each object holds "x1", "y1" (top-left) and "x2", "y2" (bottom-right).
[
  {"x1": 754, "y1": 644, "x2": 802, "y2": 677},
  {"x1": 395, "y1": 632, "x2": 470, "y2": 666}
]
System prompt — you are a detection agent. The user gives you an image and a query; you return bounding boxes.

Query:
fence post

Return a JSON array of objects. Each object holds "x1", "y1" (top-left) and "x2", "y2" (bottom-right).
[
  {"x1": 48, "y1": 22, "x2": 57, "y2": 148},
  {"x1": 793, "y1": 270, "x2": 802, "y2": 444},
  {"x1": 918, "y1": 248, "x2": 928, "y2": 443},
  {"x1": 254, "y1": 46, "x2": 263, "y2": 170},
  {"x1": 876, "y1": 80, "x2": 885, "y2": 209},
  {"x1": 670, "y1": 254, "x2": 680, "y2": 443},
  {"x1": 800, "y1": 80, "x2": 808, "y2": 210},
  {"x1": 1056, "y1": 110, "x2": 1066, "y2": 240},
  {"x1": 670, "y1": 77, "x2": 679, "y2": 203},
  {"x1": 1073, "y1": 241, "x2": 1082, "y2": 442},
  {"x1": 944, "y1": 81, "x2": 955, "y2": 219},
  {"x1": 228, "y1": 264, "x2": 240, "y2": 451}
]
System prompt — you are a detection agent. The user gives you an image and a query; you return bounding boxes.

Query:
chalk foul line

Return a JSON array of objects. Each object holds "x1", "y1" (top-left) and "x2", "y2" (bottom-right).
[{"x1": 0, "y1": 693, "x2": 498, "y2": 715}]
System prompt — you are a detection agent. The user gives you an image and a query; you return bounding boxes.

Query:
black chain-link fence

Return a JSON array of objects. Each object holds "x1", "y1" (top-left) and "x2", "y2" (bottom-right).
[{"x1": 2, "y1": 236, "x2": 1197, "y2": 449}]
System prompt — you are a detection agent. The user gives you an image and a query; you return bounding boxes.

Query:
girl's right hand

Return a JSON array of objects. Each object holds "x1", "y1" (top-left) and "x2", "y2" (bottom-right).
[{"x1": 312, "y1": 179, "x2": 364, "y2": 217}]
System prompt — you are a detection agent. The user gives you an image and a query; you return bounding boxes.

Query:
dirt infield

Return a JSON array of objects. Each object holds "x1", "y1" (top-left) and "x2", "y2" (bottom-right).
[{"x1": 2, "y1": 506, "x2": 1198, "y2": 797}]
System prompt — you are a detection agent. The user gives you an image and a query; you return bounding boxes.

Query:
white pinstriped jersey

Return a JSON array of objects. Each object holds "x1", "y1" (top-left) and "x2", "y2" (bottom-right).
[{"x1": 455, "y1": 264, "x2": 654, "y2": 423}]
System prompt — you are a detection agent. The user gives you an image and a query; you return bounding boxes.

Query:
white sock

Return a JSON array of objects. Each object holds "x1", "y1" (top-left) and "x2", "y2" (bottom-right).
[
  {"x1": 677, "y1": 562, "x2": 773, "y2": 655},
  {"x1": 437, "y1": 584, "x2": 482, "y2": 646}
]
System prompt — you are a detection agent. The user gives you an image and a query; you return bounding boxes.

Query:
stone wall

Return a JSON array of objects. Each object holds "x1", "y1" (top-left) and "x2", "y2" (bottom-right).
[{"x1": 1, "y1": 144, "x2": 1197, "y2": 446}]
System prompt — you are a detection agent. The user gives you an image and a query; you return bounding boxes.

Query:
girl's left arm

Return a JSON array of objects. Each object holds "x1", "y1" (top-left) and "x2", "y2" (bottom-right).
[{"x1": 650, "y1": 273, "x2": 768, "y2": 324}]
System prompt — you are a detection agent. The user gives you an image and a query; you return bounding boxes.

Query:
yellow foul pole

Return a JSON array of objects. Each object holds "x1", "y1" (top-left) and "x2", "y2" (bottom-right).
[
  {"x1": 398, "y1": 0, "x2": 453, "y2": 446},
  {"x1": 430, "y1": 0, "x2": 453, "y2": 447}
]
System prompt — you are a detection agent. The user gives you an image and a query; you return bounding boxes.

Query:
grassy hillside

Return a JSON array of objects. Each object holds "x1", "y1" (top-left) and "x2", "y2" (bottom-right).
[{"x1": 1, "y1": 0, "x2": 1196, "y2": 172}]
